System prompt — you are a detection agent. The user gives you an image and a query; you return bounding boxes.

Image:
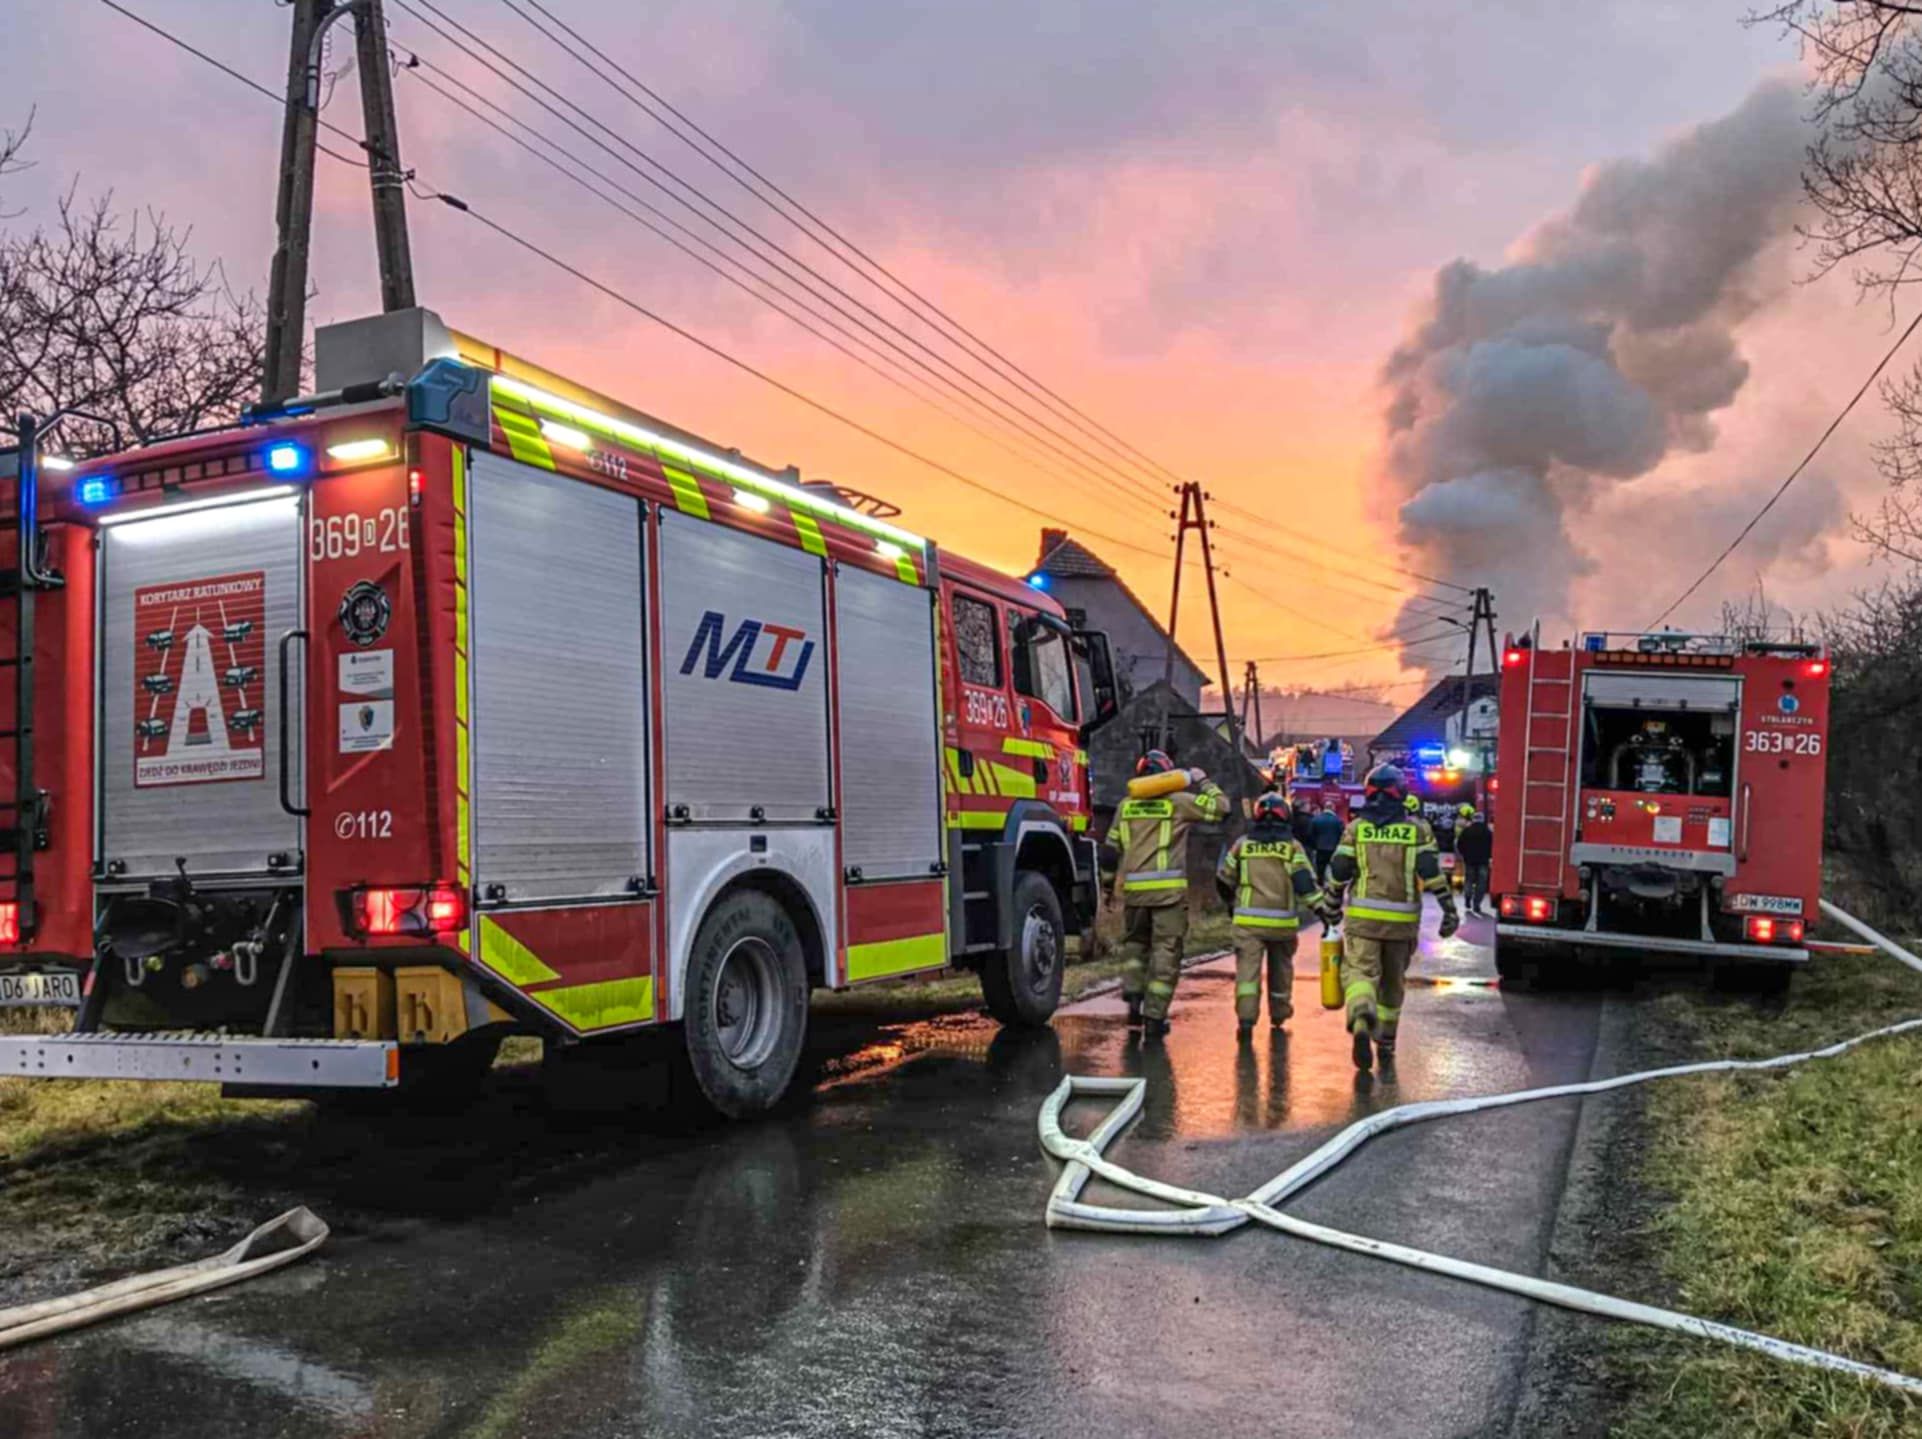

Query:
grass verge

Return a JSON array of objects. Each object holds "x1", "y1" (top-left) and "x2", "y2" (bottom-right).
[{"x1": 1607, "y1": 952, "x2": 1922, "y2": 1438}]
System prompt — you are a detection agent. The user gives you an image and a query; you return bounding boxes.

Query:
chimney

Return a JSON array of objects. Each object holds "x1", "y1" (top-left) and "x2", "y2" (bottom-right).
[{"x1": 1038, "y1": 527, "x2": 1067, "y2": 566}]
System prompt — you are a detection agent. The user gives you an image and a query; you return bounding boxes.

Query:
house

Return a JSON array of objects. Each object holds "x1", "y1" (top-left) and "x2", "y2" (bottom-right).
[
  {"x1": 1371, "y1": 674, "x2": 1501, "y2": 766},
  {"x1": 1028, "y1": 529, "x2": 1209, "y2": 706}
]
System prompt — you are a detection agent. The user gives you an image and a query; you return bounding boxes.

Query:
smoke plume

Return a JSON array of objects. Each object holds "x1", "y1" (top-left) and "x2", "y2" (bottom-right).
[{"x1": 1379, "y1": 79, "x2": 1809, "y2": 660}]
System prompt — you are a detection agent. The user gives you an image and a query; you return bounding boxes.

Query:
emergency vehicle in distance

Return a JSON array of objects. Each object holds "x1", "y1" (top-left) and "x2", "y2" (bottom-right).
[
  {"x1": 1490, "y1": 627, "x2": 1830, "y2": 983},
  {"x1": 0, "y1": 308, "x2": 1118, "y2": 1116}
]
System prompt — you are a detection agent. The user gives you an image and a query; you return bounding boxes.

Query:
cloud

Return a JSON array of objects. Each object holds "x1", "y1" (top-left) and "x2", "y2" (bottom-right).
[{"x1": 1375, "y1": 78, "x2": 1810, "y2": 662}]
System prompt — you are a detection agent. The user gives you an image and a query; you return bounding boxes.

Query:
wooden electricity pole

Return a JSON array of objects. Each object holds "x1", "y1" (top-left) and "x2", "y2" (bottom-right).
[
  {"x1": 262, "y1": 0, "x2": 417, "y2": 406},
  {"x1": 1159, "y1": 481, "x2": 1244, "y2": 797}
]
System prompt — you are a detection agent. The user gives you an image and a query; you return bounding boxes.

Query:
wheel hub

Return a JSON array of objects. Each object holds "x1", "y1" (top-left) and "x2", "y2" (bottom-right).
[{"x1": 713, "y1": 936, "x2": 781, "y2": 1069}]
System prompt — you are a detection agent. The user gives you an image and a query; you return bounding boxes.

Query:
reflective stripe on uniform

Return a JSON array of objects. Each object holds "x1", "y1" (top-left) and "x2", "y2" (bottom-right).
[
  {"x1": 1234, "y1": 907, "x2": 1299, "y2": 930},
  {"x1": 1235, "y1": 981, "x2": 1261, "y2": 997},
  {"x1": 1147, "y1": 980, "x2": 1176, "y2": 997}
]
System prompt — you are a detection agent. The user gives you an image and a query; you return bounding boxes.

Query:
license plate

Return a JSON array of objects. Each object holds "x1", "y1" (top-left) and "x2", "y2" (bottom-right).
[
  {"x1": 0, "y1": 970, "x2": 82, "y2": 1007},
  {"x1": 1728, "y1": 894, "x2": 1802, "y2": 916}
]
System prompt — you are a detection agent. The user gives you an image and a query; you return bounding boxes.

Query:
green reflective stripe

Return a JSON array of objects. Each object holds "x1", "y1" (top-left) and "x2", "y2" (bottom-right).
[
  {"x1": 479, "y1": 916, "x2": 561, "y2": 987},
  {"x1": 1343, "y1": 976, "x2": 1377, "y2": 1003},
  {"x1": 1126, "y1": 868, "x2": 1185, "y2": 883},
  {"x1": 1334, "y1": 844, "x2": 1356, "y2": 858},
  {"x1": 1119, "y1": 799, "x2": 1174, "y2": 819},
  {"x1": 1378, "y1": 1004, "x2": 1401, "y2": 1023},
  {"x1": 1157, "y1": 817, "x2": 1173, "y2": 869},
  {"x1": 1147, "y1": 980, "x2": 1176, "y2": 997},
  {"x1": 1354, "y1": 895, "x2": 1420, "y2": 915},
  {"x1": 793, "y1": 511, "x2": 828, "y2": 556},
  {"x1": 1002, "y1": 737, "x2": 1053, "y2": 759},
  {"x1": 534, "y1": 976, "x2": 654, "y2": 1030},
  {"x1": 1347, "y1": 905, "x2": 1419, "y2": 926},
  {"x1": 1124, "y1": 877, "x2": 1187, "y2": 892},
  {"x1": 494, "y1": 404, "x2": 555, "y2": 469},
  {"x1": 1235, "y1": 981, "x2": 1261, "y2": 997},
  {"x1": 949, "y1": 810, "x2": 1008, "y2": 830},
  {"x1": 846, "y1": 932, "x2": 946, "y2": 981},
  {"x1": 660, "y1": 462, "x2": 712, "y2": 518},
  {"x1": 1236, "y1": 913, "x2": 1300, "y2": 930}
]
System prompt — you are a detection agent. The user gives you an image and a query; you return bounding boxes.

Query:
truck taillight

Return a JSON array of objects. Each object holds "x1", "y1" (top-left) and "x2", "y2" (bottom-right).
[
  {"x1": 1745, "y1": 915, "x2": 1804, "y2": 945},
  {"x1": 1804, "y1": 659, "x2": 1829, "y2": 678},
  {"x1": 0, "y1": 902, "x2": 18, "y2": 944},
  {"x1": 352, "y1": 885, "x2": 467, "y2": 938},
  {"x1": 1499, "y1": 895, "x2": 1554, "y2": 923},
  {"x1": 1504, "y1": 648, "x2": 1525, "y2": 667}
]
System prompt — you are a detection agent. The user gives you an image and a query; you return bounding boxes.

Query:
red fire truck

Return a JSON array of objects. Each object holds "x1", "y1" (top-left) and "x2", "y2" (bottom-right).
[
  {"x1": 1490, "y1": 628, "x2": 1829, "y2": 983},
  {"x1": 0, "y1": 309, "x2": 1116, "y2": 1115}
]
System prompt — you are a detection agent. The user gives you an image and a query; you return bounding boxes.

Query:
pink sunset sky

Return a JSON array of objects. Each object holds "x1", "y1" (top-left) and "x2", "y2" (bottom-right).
[{"x1": 0, "y1": 1, "x2": 1900, "y2": 700}]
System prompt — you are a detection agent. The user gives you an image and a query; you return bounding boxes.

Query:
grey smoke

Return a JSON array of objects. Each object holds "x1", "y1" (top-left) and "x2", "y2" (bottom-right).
[{"x1": 1379, "y1": 79, "x2": 1808, "y2": 659}]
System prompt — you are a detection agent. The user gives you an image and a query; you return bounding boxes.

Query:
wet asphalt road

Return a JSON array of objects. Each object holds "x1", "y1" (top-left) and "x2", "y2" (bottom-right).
[{"x1": 0, "y1": 910, "x2": 1611, "y2": 1439}]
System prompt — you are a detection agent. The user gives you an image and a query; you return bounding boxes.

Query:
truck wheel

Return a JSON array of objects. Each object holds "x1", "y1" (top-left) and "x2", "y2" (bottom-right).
[
  {"x1": 981, "y1": 870, "x2": 1065, "y2": 1028},
  {"x1": 1494, "y1": 943, "x2": 1538, "y2": 990},
  {"x1": 683, "y1": 889, "x2": 809, "y2": 1118}
]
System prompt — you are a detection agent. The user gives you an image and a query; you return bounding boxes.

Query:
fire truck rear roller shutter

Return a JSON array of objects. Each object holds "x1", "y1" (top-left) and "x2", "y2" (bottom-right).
[
  {"x1": 99, "y1": 493, "x2": 305, "y2": 878},
  {"x1": 834, "y1": 564, "x2": 941, "y2": 880},
  {"x1": 659, "y1": 509, "x2": 830, "y2": 823},
  {"x1": 1584, "y1": 673, "x2": 1741, "y2": 710},
  {"x1": 467, "y1": 452, "x2": 649, "y2": 902}
]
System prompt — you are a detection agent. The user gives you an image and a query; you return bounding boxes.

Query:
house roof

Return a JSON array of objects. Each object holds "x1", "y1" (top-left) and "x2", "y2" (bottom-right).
[
  {"x1": 1032, "y1": 528, "x2": 1208, "y2": 683},
  {"x1": 1372, "y1": 674, "x2": 1501, "y2": 753}
]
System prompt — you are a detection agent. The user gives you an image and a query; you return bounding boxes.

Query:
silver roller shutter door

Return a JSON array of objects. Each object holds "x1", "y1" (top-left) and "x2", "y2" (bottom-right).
[
  {"x1": 99, "y1": 492, "x2": 304, "y2": 878},
  {"x1": 835, "y1": 565, "x2": 941, "y2": 878},
  {"x1": 467, "y1": 451, "x2": 649, "y2": 901},
  {"x1": 659, "y1": 509, "x2": 830, "y2": 822},
  {"x1": 1585, "y1": 673, "x2": 1741, "y2": 710}
]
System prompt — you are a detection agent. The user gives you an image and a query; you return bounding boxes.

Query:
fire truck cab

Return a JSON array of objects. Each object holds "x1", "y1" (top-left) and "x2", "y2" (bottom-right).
[
  {"x1": 1490, "y1": 628, "x2": 1830, "y2": 982},
  {"x1": 0, "y1": 309, "x2": 1115, "y2": 1116}
]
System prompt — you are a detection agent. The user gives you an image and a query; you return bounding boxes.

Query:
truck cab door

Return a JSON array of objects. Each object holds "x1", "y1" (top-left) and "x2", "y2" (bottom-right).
[{"x1": 1071, "y1": 627, "x2": 1118, "y2": 735}]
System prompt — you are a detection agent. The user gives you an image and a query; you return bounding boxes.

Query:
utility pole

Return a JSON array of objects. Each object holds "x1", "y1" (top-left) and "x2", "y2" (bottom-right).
[
  {"x1": 1243, "y1": 660, "x2": 1264, "y2": 760},
  {"x1": 262, "y1": 0, "x2": 416, "y2": 406},
  {"x1": 262, "y1": 0, "x2": 330, "y2": 406},
  {"x1": 1158, "y1": 481, "x2": 1245, "y2": 798},
  {"x1": 1459, "y1": 586, "x2": 1498, "y2": 773},
  {"x1": 355, "y1": 0, "x2": 416, "y2": 312}
]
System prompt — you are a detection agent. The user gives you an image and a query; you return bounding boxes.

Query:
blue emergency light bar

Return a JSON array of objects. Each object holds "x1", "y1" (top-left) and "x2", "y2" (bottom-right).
[
  {"x1": 77, "y1": 477, "x2": 112, "y2": 506},
  {"x1": 266, "y1": 442, "x2": 308, "y2": 475}
]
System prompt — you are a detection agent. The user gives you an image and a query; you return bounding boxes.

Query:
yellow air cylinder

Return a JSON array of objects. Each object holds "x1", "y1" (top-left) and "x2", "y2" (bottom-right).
[
  {"x1": 1126, "y1": 770, "x2": 1190, "y2": 800},
  {"x1": 1320, "y1": 929, "x2": 1344, "y2": 1010}
]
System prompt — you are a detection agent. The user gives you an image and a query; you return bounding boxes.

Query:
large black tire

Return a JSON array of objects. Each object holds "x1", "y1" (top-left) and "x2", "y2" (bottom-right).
[
  {"x1": 682, "y1": 888, "x2": 809, "y2": 1118},
  {"x1": 981, "y1": 870, "x2": 1065, "y2": 1028},
  {"x1": 1494, "y1": 940, "x2": 1539, "y2": 990}
]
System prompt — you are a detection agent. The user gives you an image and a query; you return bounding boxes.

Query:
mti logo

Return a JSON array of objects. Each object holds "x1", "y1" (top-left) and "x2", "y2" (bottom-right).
[{"x1": 681, "y1": 611, "x2": 815, "y2": 692}]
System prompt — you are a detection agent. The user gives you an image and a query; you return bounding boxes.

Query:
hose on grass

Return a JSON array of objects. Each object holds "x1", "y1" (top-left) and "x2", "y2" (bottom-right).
[{"x1": 1039, "y1": 901, "x2": 1922, "y2": 1397}]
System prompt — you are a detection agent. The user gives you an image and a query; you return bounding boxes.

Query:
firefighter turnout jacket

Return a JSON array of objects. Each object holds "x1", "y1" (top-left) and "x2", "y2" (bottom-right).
[
  {"x1": 1328, "y1": 796, "x2": 1452, "y2": 938},
  {"x1": 1114, "y1": 777, "x2": 1229, "y2": 907},
  {"x1": 1215, "y1": 825, "x2": 1326, "y2": 935}
]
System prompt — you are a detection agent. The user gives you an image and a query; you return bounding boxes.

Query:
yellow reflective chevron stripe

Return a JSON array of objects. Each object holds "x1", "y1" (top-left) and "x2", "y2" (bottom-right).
[
  {"x1": 478, "y1": 915, "x2": 560, "y2": 986},
  {"x1": 494, "y1": 404, "x2": 555, "y2": 470},
  {"x1": 985, "y1": 761, "x2": 1036, "y2": 798},
  {"x1": 534, "y1": 976, "x2": 654, "y2": 1029},
  {"x1": 892, "y1": 551, "x2": 919, "y2": 584},
  {"x1": 950, "y1": 811, "x2": 1007, "y2": 830},
  {"x1": 1071, "y1": 814, "x2": 1089, "y2": 831},
  {"x1": 846, "y1": 932, "x2": 946, "y2": 981},
  {"x1": 793, "y1": 512, "x2": 828, "y2": 556},
  {"x1": 660, "y1": 462, "x2": 711, "y2": 519}
]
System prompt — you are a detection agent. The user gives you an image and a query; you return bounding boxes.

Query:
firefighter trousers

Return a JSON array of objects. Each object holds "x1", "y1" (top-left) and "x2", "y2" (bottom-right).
[
  {"x1": 1121, "y1": 903, "x2": 1189, "y2": 1021},
  {"x1": 1232, "y1": 931, "x2": 1297, "y2": 1025},
  {"x1": 1341, "y1": 932, "x2": 1415, "y2": 1038}
]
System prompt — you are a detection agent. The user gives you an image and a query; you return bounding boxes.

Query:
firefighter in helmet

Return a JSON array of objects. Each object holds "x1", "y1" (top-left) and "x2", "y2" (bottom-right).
[
  {"x1": 1215, "y1": 793, "x2": 1335, "y2": 1037},
  {"x1": 1114, "y1": 748, "x2": 1228, "y2": 1037},
  {"x1": 1326, "y1": 762, "x2": 1459, "y2": 1071}
]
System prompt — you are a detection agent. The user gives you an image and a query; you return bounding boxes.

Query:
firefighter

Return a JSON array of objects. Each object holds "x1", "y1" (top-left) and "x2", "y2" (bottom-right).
[
  {"x1": 1327, "y1": 763, "x2": 1459, "y2": 1071},
  {"x1": 1215, "y1": 793, "x2": 1334, "y2": 1037},
  {"x1": 1114, "y1": 749, "x2": 1228, "y2": 1037}
]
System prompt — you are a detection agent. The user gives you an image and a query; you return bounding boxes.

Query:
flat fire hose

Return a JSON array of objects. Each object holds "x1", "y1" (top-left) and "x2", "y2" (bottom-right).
[
  {"x1": 1038, "y1": 899, "x2": 1922, "y2": 1396},
  {"x1": 0, "y1": 1208, "x2": 328, "y2": 1350}
]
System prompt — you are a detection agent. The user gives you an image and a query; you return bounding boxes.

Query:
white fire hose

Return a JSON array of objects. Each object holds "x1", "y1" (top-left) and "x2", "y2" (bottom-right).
[
  {"x1": 1038, "y1": 899, "x2": 1922, "y2": 1396},
  {"x1": 0, "y1": 1208, "x2": 328, "y2": 1350}
]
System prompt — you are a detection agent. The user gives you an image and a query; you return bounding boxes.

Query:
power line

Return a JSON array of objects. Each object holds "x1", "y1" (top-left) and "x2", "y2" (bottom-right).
[
  {"x1": 1649, "y1": 305, "x2": 1922, "y2": 629},
  {"x1": 501, "y1": 0, "x2": 1198, "y2": 505},
  {"x1": 392, "y1": 0, "x2": 1176, "y2": 519},
  {"x1": 1208, "y1": 492, "x2": 1474, "y2": 595},
  {"x1": 1241, "y1": 625, "x2": 1466, "y2": 665}
]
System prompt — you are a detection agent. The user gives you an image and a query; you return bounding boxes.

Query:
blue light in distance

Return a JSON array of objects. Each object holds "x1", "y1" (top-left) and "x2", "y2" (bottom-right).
[
  {"x1": 77, "y1": 477, "x2": 111, "y2": 506},
  {"x1": 1027, "y1": 572, "x2": 1050, "y2": 590},
  {"x1": 266, "y1": 442, "x2": 307, "y2": 475}
]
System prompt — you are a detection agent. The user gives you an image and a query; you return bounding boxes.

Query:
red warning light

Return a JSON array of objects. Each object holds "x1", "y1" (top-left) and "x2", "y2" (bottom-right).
[{"x1": 1504, "y1": 649, "x2": 1525, "y2": 667}]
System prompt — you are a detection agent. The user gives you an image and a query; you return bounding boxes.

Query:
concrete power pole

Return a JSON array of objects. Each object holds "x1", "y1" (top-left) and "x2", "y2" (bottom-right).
[
  {"x1": 1158, "y1": 481, "x2": 1245, "y2": 798},
  {"x1": 262, "y1": 0, "x2": 416, "y2": 406},
  {"x1": 355, "y1": 0, "x2": 416, "y2": 313}
]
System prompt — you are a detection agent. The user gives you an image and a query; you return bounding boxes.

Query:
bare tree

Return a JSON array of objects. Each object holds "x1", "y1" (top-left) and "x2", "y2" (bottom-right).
[
  {"x1": 0, "y1": 123, "x2": 264, "y2": 458},
  {"x1": 1753, "y1": 2, "x2": 1922, "y2": 557}
]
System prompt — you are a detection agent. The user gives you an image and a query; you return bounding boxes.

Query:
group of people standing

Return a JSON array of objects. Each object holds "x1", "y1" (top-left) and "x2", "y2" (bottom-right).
[{"x1": 1110, "y1": 751, "x2": 1461, "y2": 1072}]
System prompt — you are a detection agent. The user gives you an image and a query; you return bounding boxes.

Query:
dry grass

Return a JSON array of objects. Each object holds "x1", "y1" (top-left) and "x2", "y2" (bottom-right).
[{"x1": 1609, "y1": 954, "x2": 1922, "y2": 1437}]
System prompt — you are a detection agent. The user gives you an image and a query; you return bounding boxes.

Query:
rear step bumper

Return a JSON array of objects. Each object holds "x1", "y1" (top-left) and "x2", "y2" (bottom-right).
[
  {"x1": 1495, "y1": 924, "x2": 1807, "y2": 964},
  {"x1": 0, "y1": 1033, "x2": 400, "y2": 1087}
]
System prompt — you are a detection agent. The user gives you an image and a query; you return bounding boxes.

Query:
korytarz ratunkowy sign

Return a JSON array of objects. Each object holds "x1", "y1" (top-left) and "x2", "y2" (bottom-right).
[{"x1": 132, "y1": 571, "x2": 267, "y2": 787}]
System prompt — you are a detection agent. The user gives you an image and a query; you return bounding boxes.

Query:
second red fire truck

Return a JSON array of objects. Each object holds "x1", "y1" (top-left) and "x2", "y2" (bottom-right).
[
  {"x1": 0, "y1": 309, "x2": 1118, "y2": 1116},
  {"x1": 1490, "y1": 627, "x2": 1830, "y2": 983}
]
